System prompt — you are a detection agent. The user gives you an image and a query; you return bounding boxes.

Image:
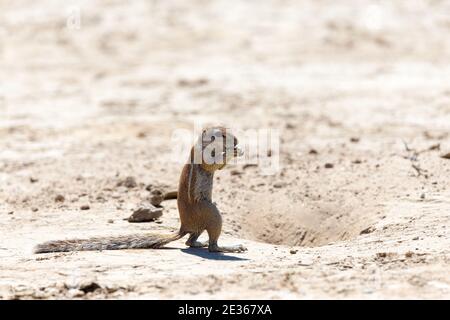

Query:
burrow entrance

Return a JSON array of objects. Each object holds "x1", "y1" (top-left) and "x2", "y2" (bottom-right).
[{"x1": 237, "y1": 194, "x2": 381, "y2": 247}]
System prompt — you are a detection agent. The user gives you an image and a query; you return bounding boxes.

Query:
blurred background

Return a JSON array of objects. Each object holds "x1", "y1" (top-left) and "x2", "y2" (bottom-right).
[{"x1": 2, "y1": 0, "x2": 450, "y2": 127}]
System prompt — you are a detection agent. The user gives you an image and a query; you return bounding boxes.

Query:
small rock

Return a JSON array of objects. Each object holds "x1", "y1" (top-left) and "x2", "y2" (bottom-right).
[
  {"x1": 137, "y1": 131, "x2": 147, "y2": 139},
  {"x1": 440, "y1": 152, "x2": 450, "y2": 159},
  {"x1": 285, "y1": 123, "x2": 296, "y2": 129},
  {"x1": 412, "y1": 236, "x2": 419, "y2": 240},
  {"x1": 230, "y1": 170, "x2": 242, "y2": 176},
  {"x1": 31, "y1": 207, "x2": 39, "y2": 212},
  {"x1": 117, "y1": 176, "x2": 137, "y2": 189},
  {"x1": 55, "y1": 195, "x2": 65, "y2": 203},
  {"x1": 273, "y1": 182, "x2": 286, "y2": 188},
  {"x1": 420, "y1": 193, "x2": 425, "y2": 200},
  {"x1": 350, "y1": 137, "x2": 360, "y2": 143},
  {"x1": 150, "y1": 189, "x2": 164, "y2": 206},
  {"x1": 80, "y1": 205, "x2": 90, "y2": 210},
  {"x1": 289, "y1": 249, "x2": 298, "y2": 254},
  {"x1": 107, "y1": 219, "x2": 114, "y2": 224},
  {"x1": 128, "y1": 205, "x2": 163, "y2": 223},
  {"x1": 79, "y1": 282, "x2": 101, "y2": 293},
  {"x1": 405, "y1": 251, "x2": 414, "y2": 258},
  {"x1": 30, "y1": 177, "x2": 39, "y2": 183},
  {"x1": 324, "y1": 163, "x2": 334, "y2": 169},
  {"x1": 353, "y1": 159, "x2": 362, "y2": 164},
  {"x1": 145, "y1": 184, "x2": 153, "y2": 191},
  {"x1": 360, "y1": 226, "x2": 375, "y2": 235},
  {"x1": 309, "y1": 149, "x2": 318, "y2": 155},
  {"x1": 8, "y1": 211, "x2": 14, "y2": 215}
]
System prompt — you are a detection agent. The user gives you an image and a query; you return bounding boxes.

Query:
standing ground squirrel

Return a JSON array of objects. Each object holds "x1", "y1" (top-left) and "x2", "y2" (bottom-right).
[{"x1": 34, "y1": 127, "x2": 247, "y2": 254}]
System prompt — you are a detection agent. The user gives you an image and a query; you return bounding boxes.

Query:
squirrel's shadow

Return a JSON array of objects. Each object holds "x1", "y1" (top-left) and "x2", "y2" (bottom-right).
[{"x1": 180, "y1": 248, "x2": 249, "y2": 261}]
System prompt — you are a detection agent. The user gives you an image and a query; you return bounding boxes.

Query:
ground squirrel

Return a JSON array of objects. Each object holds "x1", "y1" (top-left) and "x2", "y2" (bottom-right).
[{"x1": 34, "y1": 127, "x2": 247, "y2": 254}]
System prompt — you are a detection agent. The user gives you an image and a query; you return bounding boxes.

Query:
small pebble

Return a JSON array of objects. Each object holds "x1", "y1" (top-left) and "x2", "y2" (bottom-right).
[
  {"x1": 55, "y1": 195, "x2": 65, "y2": 202},
  {"x1": 137, "y1": 131, "x2": 146, "y2": 138},
  {"x1": 79, "y1": 281, "x2": 101, "y2": 293},
  {"x1": 80, "y1": 205, "x2": 90, "y2": 210},
  {"x1": 128, "y1": 205, "x2": 163, "y2": 222},
  {"x1": 360, "y1": 226, "x2": 375, "y2": 235},
  {"x1": 117, "y1": 177, "x2": 137, "y2": 189},
  {"x1": 285, "y1": 123, "x2": 296, "y2": 129},
  {"x1": 324, "y1": 163, "x2": 334, "y2": 169},
  {"x1": 150, "y1": 190, "x2": 164, "y2": 206},
  {"x1": 441, "y1": 152, "x2": 450, "y2": 159}
]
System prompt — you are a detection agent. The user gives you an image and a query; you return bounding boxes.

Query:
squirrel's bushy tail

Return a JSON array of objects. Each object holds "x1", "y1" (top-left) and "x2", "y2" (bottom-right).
[{"x1": 33, "y1": 230, "x2": 187, "y2": 254}]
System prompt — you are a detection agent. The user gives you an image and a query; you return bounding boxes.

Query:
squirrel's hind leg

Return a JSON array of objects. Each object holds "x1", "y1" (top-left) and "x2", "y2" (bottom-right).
[
  {"x1": 195, "y1": 200, "x2": 247, "y2": 253},
  {"x1": 208, "y1": 243, "x2": 247, "y2": 253},
  {"x1": 185, "y1": 233, "x2": 208, "y2": 248},
  {"x1": 204, "y1": 205, "x2": 247, "y2": 253}
]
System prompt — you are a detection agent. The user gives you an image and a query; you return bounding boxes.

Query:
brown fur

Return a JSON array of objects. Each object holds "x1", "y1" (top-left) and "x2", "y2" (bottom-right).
[{"x1": 34, "y1": 127, "x2": 246, "y2": 254}]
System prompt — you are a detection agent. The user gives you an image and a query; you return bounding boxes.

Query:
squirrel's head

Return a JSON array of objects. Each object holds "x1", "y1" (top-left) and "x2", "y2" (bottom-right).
[{"x1": 192, "y1": 127, "x2": 243, "y2": 172}]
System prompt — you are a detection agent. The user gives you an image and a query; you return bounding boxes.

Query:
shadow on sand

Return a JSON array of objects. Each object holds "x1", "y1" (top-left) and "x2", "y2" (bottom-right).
[{"x1": 180, "y1": 248, "x2": 249, "y2": 261}]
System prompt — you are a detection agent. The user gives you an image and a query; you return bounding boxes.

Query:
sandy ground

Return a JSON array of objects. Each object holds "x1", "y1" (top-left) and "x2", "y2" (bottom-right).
[{"x1": 1, "y1": 0, "x2": 450, "y2": 299}]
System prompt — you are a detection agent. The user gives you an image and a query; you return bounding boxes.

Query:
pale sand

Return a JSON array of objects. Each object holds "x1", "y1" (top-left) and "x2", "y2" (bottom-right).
[{"x1": 1, "y1": 0, "x2": 449, "y2": 299}]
